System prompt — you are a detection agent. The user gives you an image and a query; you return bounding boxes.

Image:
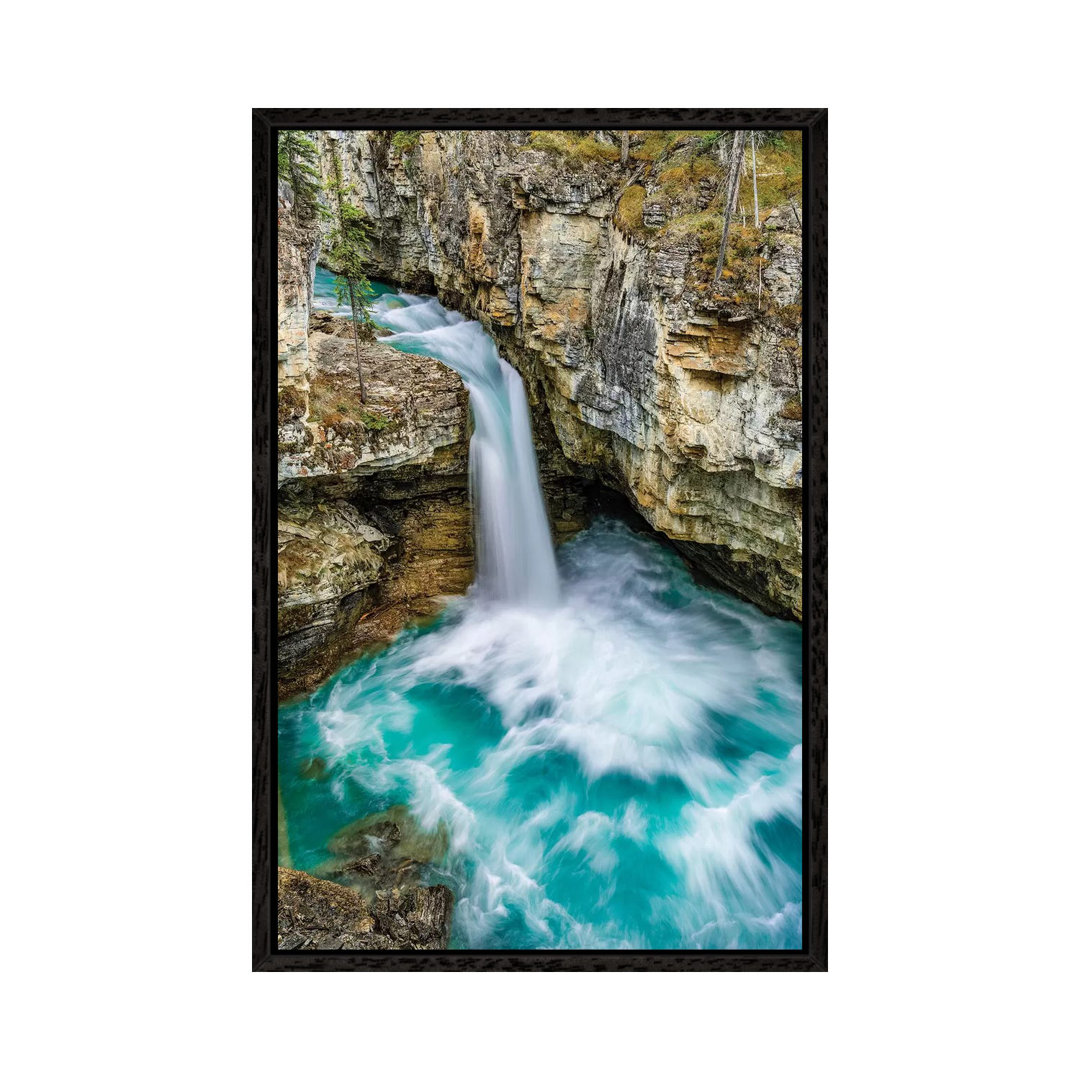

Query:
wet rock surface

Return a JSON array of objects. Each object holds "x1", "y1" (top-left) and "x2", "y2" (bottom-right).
[
  {"x1": 279, "y1": 805, "x2": 455, "y2": 950},
  {"x1": 275, "y1": 128, "x2": 804, "y2": 701},
  {"x1": 275, "y1": 221, "x2": 476, "y2": 697},
  {"x1": 275, "y1": 218, "x2": 592, "y2": 698},
  {"x1": 324, "y1": 804, "x2": 451, "y2": 868},
  {"x1": 307, "y1": 130, "x2": 803, "y2": 617},
  {"x1": 277, "y1": 866, "x2": 453, "y2": 950}
]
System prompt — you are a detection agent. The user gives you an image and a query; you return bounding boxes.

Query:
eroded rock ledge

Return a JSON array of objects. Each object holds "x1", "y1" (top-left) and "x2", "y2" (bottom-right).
[
  {"x1": 309, "y1": 130, "x2": 803, "y2": 618},
  {"x1": 278, "y1": 176, "x2": 592, "y2": 697},
  {"x1": 277, "y1": 323, "x2": 474, "y2": 697},
  {"x1": 278, "y1": 867, "x2": 453, "y2": 950},
  {"x1": 277, "y1": 183, "x2": 476, "y2": 696}
]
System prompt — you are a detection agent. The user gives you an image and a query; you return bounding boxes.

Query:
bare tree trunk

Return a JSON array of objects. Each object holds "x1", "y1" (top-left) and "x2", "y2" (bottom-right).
[
  {"x1": 346, "y1": 279, "x2": 367, "y2": 404},
  {"x1": 371, "y1": 154, "x2": 383, "y2": 220},
  {"x1": 370, "y1": 148, "x2": 384, "y2": 268},
  {"x1": 751, "y1": 131, "x2": 759, "y2": 226},
  {"x1": 620, "y1": 130, "x2": 629, "y2": 166},
  {"x1": 713, "y1": 130, "x2": 747, "y2": 289}
]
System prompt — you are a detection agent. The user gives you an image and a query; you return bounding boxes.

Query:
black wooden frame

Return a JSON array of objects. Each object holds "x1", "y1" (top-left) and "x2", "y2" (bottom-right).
[{"x1": 253, "y1": 108, "x2": 827, "y2": 971}]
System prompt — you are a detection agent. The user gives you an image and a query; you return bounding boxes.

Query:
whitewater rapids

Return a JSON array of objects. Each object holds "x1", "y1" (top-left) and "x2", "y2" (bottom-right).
[{"x1": 282, "y1": 277, "x2": 803, "y2": 949}]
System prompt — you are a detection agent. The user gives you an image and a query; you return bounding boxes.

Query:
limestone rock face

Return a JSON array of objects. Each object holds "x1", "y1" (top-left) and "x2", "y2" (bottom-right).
[
  {"x1": 277, "y1": 867, "x2": 453, "y2": 950},
  {"x1": 311, "y1": 130, "x2": 803, "y2": 618},
  {"x1": 277, "y1": 181, "x2": 319, "y2": 390},
  {"x1": 276, "y1": 499, "x2": 392, "y2": 690},
  {"x1": 276, "y1": 211, "x2": 474, "y2": 697},
  {"x1": 278, "y1": 311, "x2": 469, "y2": 484}
]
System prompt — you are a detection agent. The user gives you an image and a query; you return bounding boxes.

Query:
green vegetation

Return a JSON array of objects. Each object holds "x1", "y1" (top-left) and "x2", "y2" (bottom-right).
[
  {"x1": 358, "y1": 409, "x2": 393, "y2": 431},
  {"x1": 626, "y1": 130, "x2": 728, "y2": 163},
  {"x1": 625, "y1": 129, "x2": 801, "y2": 219},
  {"x1": 742, "y1": 130, "x2": 802, "y2": 216},
  {"x1": 326, "y1": 147, "x2": 375, "y2": 403},
  {"x1": 631, "y1": 130, "x2": 680, "y2": 162},
  {"x1": 612, "y1": 129, "x2": 803, "y2": 313},
  {"x1": 525, "y1": 131, "x2": 620, "y2": 166},
  {"x1": 614, "y1": 185, "x2": 647, "y2": 235},
  {"x1": 674, "y1": 220, "x2": 770, "y2": 308},
  {"x1": 308, "y1": 376, "x2": 398, "y2": 434},
  {"x1": 657, "y1": 156, "x2": 721, "y2": 200},
  {"x1": 665, "y1": 211, "x2": 725, "y2": 246},
  {"x1": 277, "y1": 130, "x2": 326, "y2": 222},
  {"x1": 775, "y1": 304, "x2": 803, "y2": 334},
  {"x1": 391, "y1": 130, "x2": 420, "y2": 154}
]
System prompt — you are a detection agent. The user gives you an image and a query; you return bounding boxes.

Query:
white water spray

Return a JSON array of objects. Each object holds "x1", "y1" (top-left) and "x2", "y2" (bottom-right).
[
  {"x1": 290, "y1": 279, "x2": 804, "y2": 949},
  {"x1": 371, "y1": 292, "x2": 560, "y2": 606}
]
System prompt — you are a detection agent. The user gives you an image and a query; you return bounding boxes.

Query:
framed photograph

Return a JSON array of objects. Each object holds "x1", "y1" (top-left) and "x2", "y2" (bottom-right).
[{"x1": 253, "y1": 108, "x2": 826, "y2": 971}]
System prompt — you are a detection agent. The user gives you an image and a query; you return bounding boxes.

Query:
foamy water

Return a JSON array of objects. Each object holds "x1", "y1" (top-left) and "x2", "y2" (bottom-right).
[
  {"x1": 282, "y1": 274, "x2": 803, "y2": 948},
  {"x1": 370, "y1": 287, "x2": 559, "y2": 606}
]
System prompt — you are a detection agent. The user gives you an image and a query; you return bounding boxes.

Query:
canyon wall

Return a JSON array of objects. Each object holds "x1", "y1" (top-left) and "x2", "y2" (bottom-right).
[
  {"x1": 312, "y1": 130, "x2": 803, "y2": 618},
  {"x1": 276, "y1": 183, "x2": 474, "y2": 697}
]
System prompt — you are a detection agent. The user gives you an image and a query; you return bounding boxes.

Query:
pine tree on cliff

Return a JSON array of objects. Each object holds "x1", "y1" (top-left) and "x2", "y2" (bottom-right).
[
  {"x1": 327, "y1": 150, "x2": 374, "y2": 404},
  {"x1": 277, "y1": 130, "x2": 324, "y2": 222},
  {"x1": 713, "y1": 130, "x2": 748, "y2": 291}
]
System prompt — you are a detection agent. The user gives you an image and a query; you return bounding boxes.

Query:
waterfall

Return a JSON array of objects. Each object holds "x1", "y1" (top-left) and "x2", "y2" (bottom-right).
[
  {"x1": 291, "y1": 274, "x2": 805, "y2": 951},
  {"x1": 371, "y1": 291, "x2": 560, "y2": 606}
]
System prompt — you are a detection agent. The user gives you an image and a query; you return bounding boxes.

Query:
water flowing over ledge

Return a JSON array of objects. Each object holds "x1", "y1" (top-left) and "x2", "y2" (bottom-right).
[
  {"x1": 370, "y1": 288, "x2": 560, "y2": 607},
  {"x1": 283, "y1": 279, "x2": 803, "y2": 949}
]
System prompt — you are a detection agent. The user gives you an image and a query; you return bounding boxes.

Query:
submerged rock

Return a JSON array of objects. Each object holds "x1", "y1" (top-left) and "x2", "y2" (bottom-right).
[
  {"x1": 327, "y1": 804, "x2": 451, "y2": 864},
  {"x1": 318, "y1": 803, "x2": 452, "y2": 896},
  {"x1": 277, "y1": 866, "x2": 453, "y2": 950},
  {"x1": 339, "y1": 853, "x2": 384, "y2": 877},
  {"x1": 328, "y1": 816, "x2": 401, "y2": 855},
  {"x1": 297, "y1": 756, "x2": 328, "y2": 781}
]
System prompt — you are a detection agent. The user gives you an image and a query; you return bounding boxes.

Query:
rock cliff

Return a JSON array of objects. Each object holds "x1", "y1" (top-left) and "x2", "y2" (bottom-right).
[
  {"x1": 277, "y1": 182, "x2": 474, "y2": 697},
  {"x1": 311, "y1": 129, "x2": 803, "y2": 618}
]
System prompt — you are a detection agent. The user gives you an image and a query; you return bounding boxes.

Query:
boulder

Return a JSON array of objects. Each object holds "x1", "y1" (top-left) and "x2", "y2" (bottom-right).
[{"x1": 277, "y1": 867, "x2": 453, "y2": 950}]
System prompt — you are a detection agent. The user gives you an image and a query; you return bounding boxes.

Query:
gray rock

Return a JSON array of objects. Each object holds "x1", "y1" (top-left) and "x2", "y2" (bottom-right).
[
  {"x1": 303, "y1": 130, "x2": 804, "y2": 618},
  {"x1": 277, "y1": 867, "x2": 453, "y2": 950}
]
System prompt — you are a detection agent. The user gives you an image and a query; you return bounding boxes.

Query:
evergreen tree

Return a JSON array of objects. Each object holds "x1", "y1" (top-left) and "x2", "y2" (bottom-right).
[
  {"x1": 277, "y1": 130, "x2": 324, "y2": 222},
  {"x1": 326, "y1": 149, "x2": 374, "y2": 404}
]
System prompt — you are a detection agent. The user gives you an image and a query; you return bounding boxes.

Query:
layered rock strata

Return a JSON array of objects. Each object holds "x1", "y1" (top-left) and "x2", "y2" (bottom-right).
[
  {"x1": 277, "y1": 183, "x2": 475, "y2": 697},
  {"x1": 310, "y1": 130, "x2": 803, "y2": 617},
  {"x1": 276, "y1": 312, "x2": 473, "y2": 697}
]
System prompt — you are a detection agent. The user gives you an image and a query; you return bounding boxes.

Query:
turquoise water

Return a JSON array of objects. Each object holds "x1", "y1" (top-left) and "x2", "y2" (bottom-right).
[
  {"x1": 280, "y1": 520, "x2": 803, "y2": 949},
  {"x1": 313, "y1": 265, "x2": 394, "y2": 312},
  {"x1": 281, "y1": 279, "x2": 804, "y2": 949}
]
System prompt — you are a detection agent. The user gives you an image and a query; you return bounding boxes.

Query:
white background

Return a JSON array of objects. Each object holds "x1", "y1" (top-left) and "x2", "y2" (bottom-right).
[{"x1": 3, "y1": 2, "x2": 1076, "y2": 1076}]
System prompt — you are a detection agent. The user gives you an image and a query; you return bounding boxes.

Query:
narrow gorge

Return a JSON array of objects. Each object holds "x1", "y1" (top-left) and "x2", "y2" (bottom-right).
[{"x1": 276, "y1": 129, "x2": 804, "y2": 951}]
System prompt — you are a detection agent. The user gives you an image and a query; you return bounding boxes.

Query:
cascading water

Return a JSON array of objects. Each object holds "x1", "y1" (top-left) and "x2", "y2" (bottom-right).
[
  {"x1": 369, "y1": 291, "x2": 559, "y2": 606},
  {"x1": 284, "y1": 273, "x2": 803, "y2": 949}
]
